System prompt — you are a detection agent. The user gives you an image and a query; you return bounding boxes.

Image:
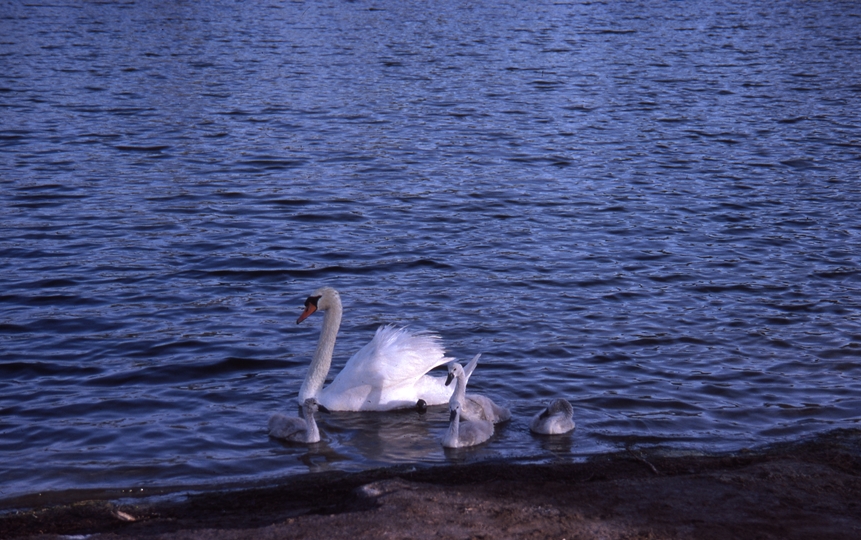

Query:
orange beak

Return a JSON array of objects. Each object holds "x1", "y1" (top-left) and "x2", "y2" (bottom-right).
[{"x1": 296, "y1": 303, "x2": 317, "y2": 324}]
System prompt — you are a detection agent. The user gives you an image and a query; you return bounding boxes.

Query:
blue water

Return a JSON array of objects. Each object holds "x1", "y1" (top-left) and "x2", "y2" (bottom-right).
[{"x1": 2, "y1": 0, "x2": 861, "y2": 504}]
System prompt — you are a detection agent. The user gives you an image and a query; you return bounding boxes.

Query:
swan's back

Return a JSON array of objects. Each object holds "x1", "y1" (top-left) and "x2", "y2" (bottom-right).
[
  {"x1": 529, "y1": 398, "x2": 575, "y2": 435},
  {"x1": 321, "y1": 325, "x2": 451, "y2": 410}
]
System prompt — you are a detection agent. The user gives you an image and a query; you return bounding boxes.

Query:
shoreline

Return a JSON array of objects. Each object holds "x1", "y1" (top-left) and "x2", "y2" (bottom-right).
[{"x1": 4, "y1": 428, "x2": 860, "y2": 539}]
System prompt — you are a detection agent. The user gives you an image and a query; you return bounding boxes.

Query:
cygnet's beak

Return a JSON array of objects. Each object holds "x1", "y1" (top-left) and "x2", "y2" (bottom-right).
[
  {"x1": 317, "y1": 404, "x2": 330, "y2": 414},
  {"x1": 445, "y1": 372, "x2": 455, "y2": 386}
]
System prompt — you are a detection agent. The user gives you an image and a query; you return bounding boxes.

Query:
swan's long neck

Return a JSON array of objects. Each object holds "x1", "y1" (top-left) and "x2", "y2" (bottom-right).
[{"x1": 298, "y1": 299, "x2": 342, "y2": 402}]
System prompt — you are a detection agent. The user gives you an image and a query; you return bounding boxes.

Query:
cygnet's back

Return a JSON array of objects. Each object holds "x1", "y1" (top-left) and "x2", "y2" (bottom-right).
[
  {"x1": 529, "y1": 398, "x2": 575, "y2": 435},
  {"x1": 269, "y1": 398, "x2": 325, "y2": 443}
]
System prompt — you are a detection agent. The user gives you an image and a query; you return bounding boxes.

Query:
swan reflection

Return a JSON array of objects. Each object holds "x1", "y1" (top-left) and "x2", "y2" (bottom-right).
[
  {"x1": 267, "y1": 399, "x2": 580, "y2": 475},
  {"x1": 320, "y1": 406, "x2": 450, "y2": 463}
]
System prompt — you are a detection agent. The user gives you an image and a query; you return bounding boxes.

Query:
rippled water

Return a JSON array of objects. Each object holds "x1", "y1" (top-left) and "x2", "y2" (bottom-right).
[{"x1": 2, "y1": 0, "x2": 861, "y2": 504}]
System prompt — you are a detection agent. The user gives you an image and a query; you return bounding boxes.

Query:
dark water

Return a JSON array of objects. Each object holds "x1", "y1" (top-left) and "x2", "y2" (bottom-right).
[{"x1": 2, "y1": 0, "x2": 861, "y2": 504}]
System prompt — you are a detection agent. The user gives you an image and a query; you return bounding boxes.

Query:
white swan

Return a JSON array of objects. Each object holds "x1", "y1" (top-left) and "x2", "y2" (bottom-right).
[
  {"x1": 441, "y1": 400, "x2": 494, "y2": 448},
  {"x1": 529, "y1": 398, "x2": 576, "y2": 435},
  {"x1": 295, "y1": 287, "x2": 453, "y2": 411},
  {"x1": 268, "y1": 398, "x2": 327, "y2": 443},
  {"x1": 446, "y1": 354, "x2": 511, "y2": 423}
]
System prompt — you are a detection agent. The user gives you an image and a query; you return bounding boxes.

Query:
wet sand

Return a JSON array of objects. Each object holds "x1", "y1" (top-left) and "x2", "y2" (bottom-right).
[{"x1": 4, "y1": 429, "x2": 861, "y2": 540}]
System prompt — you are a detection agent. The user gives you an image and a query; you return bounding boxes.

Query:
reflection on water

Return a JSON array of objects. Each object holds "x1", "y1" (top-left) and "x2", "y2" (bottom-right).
[
  {"x1": 532, "y1": 431, "x2": 577, "y2": 458},
  {"x1": 269, "y1": 405, "x2": 544, "y2": 471},
  {"x1": 324, "y1": 408, "x2": 448, "y2": 464}
]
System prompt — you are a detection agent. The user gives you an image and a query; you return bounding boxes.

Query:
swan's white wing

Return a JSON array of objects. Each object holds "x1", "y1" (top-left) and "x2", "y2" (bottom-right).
[
  {"x1": 320, "y1": 325, "x2": 451, "y2": 411},
  {"x1": 412, "y1": 372, "x2": 452, "y2": 406}
]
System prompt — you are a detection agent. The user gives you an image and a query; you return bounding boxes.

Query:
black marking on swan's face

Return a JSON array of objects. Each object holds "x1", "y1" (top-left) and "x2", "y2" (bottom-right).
[
  {"x1": 297, "y1": 295, "x2": 323, "y2": 324},
  {"x1": 449, "y1": 408, "x2": 458, "y2": 422}
]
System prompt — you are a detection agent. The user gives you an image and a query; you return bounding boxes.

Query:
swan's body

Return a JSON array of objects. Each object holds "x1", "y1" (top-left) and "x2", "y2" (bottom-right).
[
  {"x1": 296, "y1": 287, "x2": 453, "y2": 411},
  {"x1": 529, "y1": 398, "x2": 576, "y2": 435},
  {"x1": 446, "y1": 354, "x2": 510, "y2": 424},
  {"x1": 441, "y1": 400, "x2": 494, "y2": 448},
  {"x1": 269, "y1": 398, "x2": 326, "y2": 443}
]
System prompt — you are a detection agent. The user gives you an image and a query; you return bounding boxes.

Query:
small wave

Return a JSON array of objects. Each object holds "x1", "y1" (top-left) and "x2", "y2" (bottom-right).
[
  {"x1": 812, "y1": 267, "x2": 859, "y2": 279},
  {"x1": 236, "y1": 158, "x2": 307, "y2": 170},
  {"x1": 84, "y1": 356, "x2": 295, "y2": 387},
  {"x1": 114, "y1": 145, "x2": 171, "y2": 152},
  {"x1": 0, "y1": 360, "x2": 101, "y2": 379},
  {"x1": 687, "y1": 283, "x2": 763, "y2": 294}
]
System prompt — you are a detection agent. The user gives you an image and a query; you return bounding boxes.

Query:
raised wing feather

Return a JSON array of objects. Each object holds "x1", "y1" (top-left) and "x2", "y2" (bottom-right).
[{"x1": 320, "y1": 325, "x2": 451, "y2": 410}]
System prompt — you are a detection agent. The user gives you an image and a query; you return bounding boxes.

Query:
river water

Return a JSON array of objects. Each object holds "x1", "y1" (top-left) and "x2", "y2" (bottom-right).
[{"x1": 2, "y1": 0, "x2": 861, "y2": 505}]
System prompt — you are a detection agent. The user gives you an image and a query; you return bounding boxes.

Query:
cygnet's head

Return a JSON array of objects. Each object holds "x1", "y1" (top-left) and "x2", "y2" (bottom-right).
[
  {"x1": 548, "y1": 398, "x2": 574, "y2": 417},
  {"x1": 448, "y1": 400, "x2": 462, "y2": 421},
  {"x1": 301, "y1": 397, "x2": 320, "y2": 414},
  {"x1": 445, "y1": 362, "x2": 465, "y2": 386},
  {"x1": 297, "y1": 287, "x2": 340, "y2": 323}
]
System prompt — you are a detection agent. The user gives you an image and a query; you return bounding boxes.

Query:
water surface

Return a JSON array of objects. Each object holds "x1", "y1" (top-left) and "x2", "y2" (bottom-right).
[{"x1": 2, "y1": 0, "x2": 861, "y2": 504}]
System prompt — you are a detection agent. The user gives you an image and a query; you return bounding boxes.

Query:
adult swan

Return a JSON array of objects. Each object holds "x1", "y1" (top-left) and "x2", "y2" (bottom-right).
[{"x1": 295, "y1": 287, "x2": 454, "y2": 411}]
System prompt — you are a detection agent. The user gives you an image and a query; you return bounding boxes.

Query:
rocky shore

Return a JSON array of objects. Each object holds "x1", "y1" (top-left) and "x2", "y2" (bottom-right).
[{"x1": 3, "y1": 429, "x2": 861, "y2": 540}]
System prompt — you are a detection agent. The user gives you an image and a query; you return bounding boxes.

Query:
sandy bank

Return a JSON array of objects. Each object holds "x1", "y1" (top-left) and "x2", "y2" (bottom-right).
[{"x1": 4, "y1": 429, "x2": 861, "y2": 540}]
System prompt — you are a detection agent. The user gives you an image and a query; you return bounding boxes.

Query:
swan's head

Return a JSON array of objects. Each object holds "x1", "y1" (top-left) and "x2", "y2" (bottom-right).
[
  {"x1": 297, "y1": 287, "x2": 340, "y2": 324},
  {"x1": 445, "y1": 362, "x2": 465, "y2": 386}
]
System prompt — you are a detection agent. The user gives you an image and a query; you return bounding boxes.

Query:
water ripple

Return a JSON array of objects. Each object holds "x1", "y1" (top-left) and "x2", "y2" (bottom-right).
[{"x1": 1, "y1": 0, "x2": 860, "y2": 504}]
